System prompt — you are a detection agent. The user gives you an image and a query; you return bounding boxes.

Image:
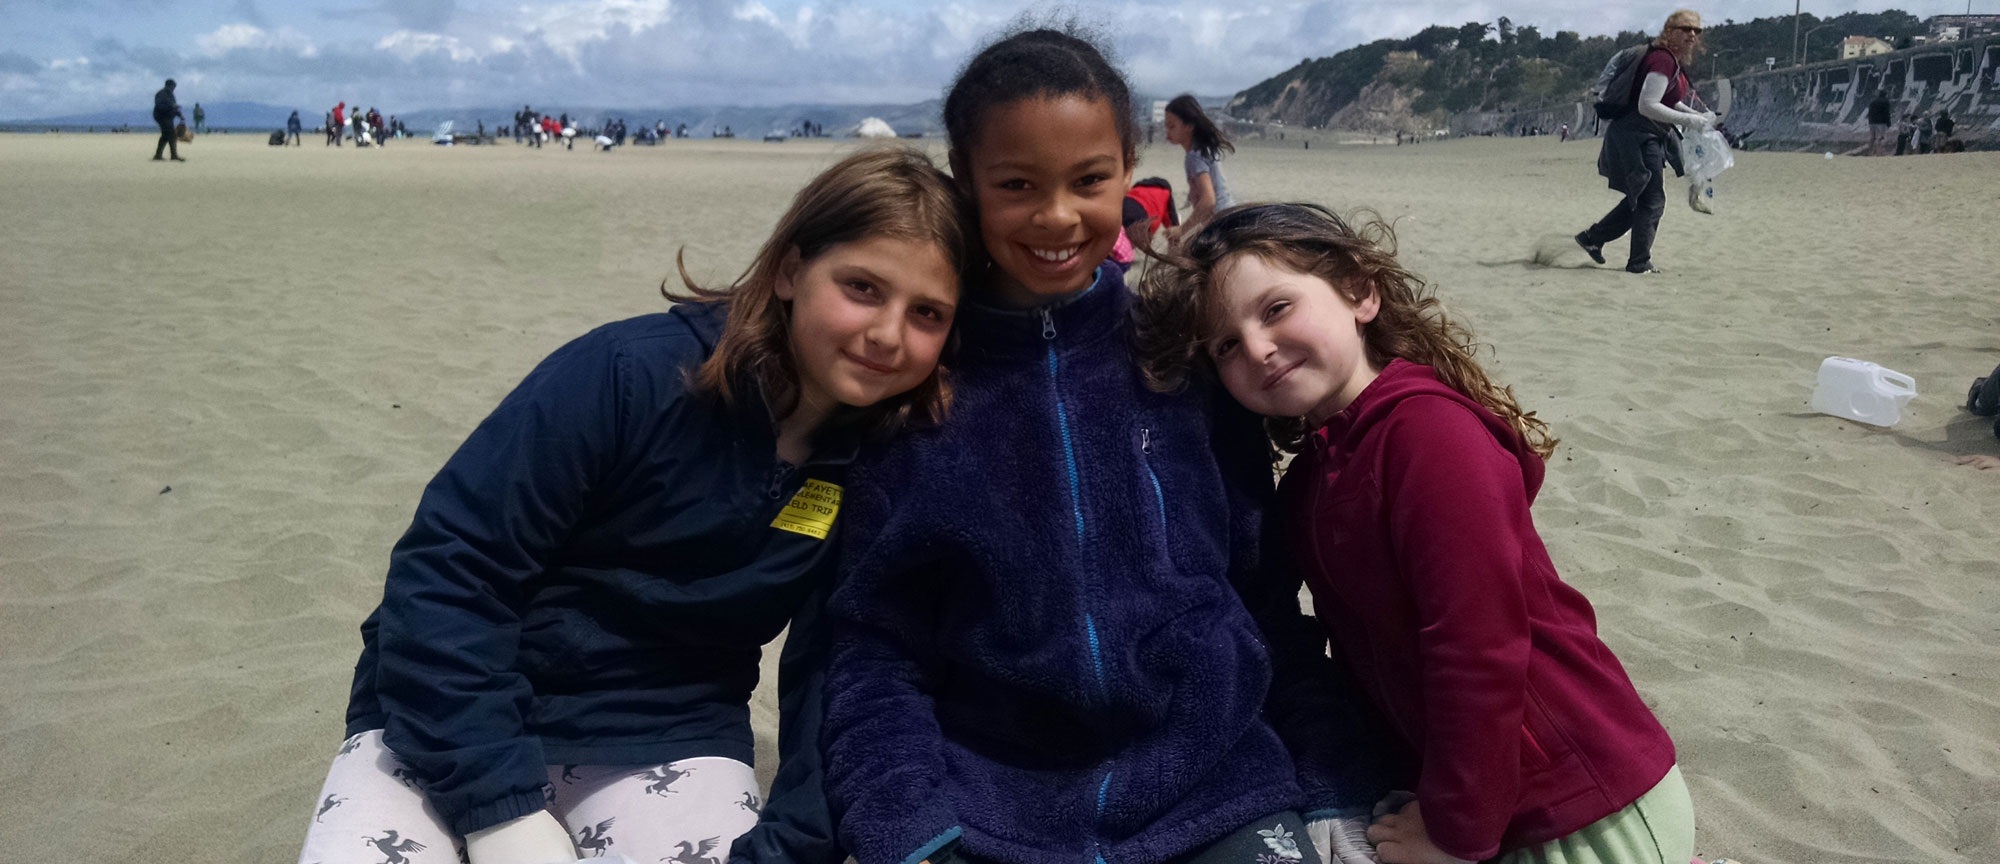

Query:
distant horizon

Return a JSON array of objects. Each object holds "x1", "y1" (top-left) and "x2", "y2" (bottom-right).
[{"x1": 2, "y1": 1, "x2": 1989, "y2": 121}]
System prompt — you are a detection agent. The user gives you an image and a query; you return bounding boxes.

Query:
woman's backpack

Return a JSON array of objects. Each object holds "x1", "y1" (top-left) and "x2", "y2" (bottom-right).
[{"x1": 1593, "y1": 45, "x2": 1653, "y2": 120}]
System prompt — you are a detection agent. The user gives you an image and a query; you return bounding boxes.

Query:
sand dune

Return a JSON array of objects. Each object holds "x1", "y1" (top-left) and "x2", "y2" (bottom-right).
[{"x1": 1, "y1": 133, "x2": 1994, "y2": 863}]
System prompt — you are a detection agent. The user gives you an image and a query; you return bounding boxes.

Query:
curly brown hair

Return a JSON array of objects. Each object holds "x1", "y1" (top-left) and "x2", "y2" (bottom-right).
[
  {"x1": 663, "y1": 147, "x2": 976, "y2": 439},
  {"x1": 1133, "y1": 202, "x2": 1557, "y2": 458}
]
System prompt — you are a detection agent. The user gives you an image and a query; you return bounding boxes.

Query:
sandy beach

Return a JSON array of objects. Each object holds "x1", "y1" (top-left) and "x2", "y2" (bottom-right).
[{"x1": 1, "y1": 131, "x2": 1995, "y2": 864}]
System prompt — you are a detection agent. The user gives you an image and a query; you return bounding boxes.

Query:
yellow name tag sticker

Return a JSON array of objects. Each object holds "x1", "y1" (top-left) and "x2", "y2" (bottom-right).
[{"x1": 771, "y1": 478, "x2": 843, "y2": 540}]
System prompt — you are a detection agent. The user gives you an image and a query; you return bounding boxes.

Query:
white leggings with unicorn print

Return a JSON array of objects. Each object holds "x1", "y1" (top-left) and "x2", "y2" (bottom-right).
[{"x1": 299, "y1": 729, "x2": 761, "y2": 864}]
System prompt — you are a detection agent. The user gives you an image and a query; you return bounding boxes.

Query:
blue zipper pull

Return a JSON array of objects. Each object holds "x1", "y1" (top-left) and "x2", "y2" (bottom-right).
[{"x1": 1038, "y1": 306, "x2": 1056, "y2": 341}]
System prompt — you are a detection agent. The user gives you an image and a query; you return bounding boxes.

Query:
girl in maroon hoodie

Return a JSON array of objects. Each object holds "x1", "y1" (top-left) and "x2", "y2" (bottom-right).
[{"x1": 1134, "y1": 203, "x2": 1696, "y2": 864}]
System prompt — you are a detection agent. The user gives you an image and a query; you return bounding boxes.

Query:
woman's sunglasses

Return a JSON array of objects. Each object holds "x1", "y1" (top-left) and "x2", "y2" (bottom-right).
[{"x1": 1674, "y1": 25, "x2": 1703, "y2": 35}]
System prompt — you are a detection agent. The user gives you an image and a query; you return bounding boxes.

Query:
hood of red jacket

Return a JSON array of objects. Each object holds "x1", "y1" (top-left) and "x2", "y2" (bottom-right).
[{"x1": 1311, "y1": 358, "x2": 1546, "y2": 502}]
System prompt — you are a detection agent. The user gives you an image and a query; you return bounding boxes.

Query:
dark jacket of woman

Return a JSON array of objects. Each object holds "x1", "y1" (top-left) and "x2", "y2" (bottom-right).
[{"x1": 1597, "y1": 47, "x2": 1687, "y2": 193}]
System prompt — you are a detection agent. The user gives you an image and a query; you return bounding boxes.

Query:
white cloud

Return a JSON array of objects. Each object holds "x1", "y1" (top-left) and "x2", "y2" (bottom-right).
[
  {"x1": 733, "y1": 1, "x2": 814, "y2": 50},
  {"x1": 193, "y1": 22, "x2": 321, "y2": 59},
  {"x1": 517, "y1": 0, "x2": 675, "y2": 61},
  {"x1": 377, "y1": 30, "x2": 476, "y2": 62},
  {"x1": 197, "y1": 24, "x2": 270, "y2": 55}
]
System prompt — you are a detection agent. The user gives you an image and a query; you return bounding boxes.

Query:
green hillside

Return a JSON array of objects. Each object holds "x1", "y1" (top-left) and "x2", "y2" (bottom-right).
[{"x1": 1229, "y1": 10, "x2": 1928, "y2": 129}]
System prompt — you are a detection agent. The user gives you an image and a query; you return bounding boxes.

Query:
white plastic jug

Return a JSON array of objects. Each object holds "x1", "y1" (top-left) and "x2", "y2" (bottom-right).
[{"x1": 1810, "y1": 357, "x2": 1917, "y2": 427}]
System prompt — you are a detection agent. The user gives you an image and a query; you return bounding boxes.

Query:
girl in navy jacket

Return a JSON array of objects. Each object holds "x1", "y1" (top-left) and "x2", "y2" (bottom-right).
[
  {"x1": 298, "y1": 149, "x2": 973, "y2": 864},
  {"x1": 821, "y1": 30, "x2": 1387, "y2": 864}
]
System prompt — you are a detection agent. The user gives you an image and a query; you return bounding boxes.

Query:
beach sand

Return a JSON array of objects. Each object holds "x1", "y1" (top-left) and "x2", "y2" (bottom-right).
[{"x1": 1, "y1": 132, "x2": 1994, "y2": 864}]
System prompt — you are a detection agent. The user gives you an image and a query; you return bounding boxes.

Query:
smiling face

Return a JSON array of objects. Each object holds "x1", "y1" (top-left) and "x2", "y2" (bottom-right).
[
  {"x1": 1207, "y1": 252, "x2": 1382, "y2": 427},
  {"x1": 776, "y1": 235, "x2": 960, "y2": 413},
  {"x1": 962, "y1": 95, "x2": 1132, "y2": 308}
]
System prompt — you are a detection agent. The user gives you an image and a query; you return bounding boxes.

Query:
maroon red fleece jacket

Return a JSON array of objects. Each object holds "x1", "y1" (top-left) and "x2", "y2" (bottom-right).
[{"x1": 1279, "y1": 359, "x2": 1675, "y2": 860}]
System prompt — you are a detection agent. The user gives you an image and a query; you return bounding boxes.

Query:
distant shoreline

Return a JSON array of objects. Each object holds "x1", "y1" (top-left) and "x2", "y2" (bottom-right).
[{"x1": 0, "y1": 124, "x2": 315, "y2": 135}]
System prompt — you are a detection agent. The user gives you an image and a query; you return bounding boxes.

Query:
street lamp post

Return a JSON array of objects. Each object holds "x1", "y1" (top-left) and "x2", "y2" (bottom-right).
[
  {"x1": 1800, "y1": 0, "x2": 1816, "y2": 66},
  {"x1": 1804, "y1": 23, "x2": 1837, "y2": 64}
]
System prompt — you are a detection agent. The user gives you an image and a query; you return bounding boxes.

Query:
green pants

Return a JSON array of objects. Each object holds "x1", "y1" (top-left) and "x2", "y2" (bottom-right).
[{"x1": 1495, "y1": 765, "x2": 1694, "y2": 864}]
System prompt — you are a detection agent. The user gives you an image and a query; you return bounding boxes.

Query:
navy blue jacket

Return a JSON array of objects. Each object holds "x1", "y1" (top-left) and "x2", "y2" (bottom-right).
[
  {"x1": 823, "y1": 264, "x2": 1384, "y2": 864},
  {"x1": 344, "y1": 302, "x2": 843, "y2": 864},
  {"x1": 153, "y1": 86, "x2": 178, "y2": 122}
]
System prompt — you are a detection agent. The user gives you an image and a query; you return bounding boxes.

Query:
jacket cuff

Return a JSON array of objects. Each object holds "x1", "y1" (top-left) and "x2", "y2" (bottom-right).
[
  {"x1": 897, "y1": 826, "x2": 962, "y2": 864},
  {"x1": 449, "y1": 787, "x2": 550, "y2": 836},
  {"x1": 845, "y1": 808, "x2": 961, "y2": 864},
  {"x1": 1301, "y1": 805, "x2": 1366, "y2": 823}
]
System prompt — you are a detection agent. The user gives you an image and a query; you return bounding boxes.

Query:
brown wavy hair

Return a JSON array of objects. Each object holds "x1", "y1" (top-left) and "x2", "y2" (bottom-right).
[
  {"x1": 662, "y1": 147, "x2": 977, "y2": 438},
  {"x1": 1133, "y1": 203, "x2": 1557, "y2": 458}
]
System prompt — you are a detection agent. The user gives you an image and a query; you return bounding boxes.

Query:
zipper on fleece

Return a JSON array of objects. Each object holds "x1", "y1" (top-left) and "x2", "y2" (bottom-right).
[
  {"x1": 1139, "y1": 428, "x2": 1166, "y2": 530},
  {"x1": 1041, "y1": 301, "x2": 1115, "y2": 863}
]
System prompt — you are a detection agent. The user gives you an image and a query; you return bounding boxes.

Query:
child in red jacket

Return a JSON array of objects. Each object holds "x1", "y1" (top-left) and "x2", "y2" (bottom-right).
[{"x1": 1135, "y1": 203, "x2": 1694, "y2": 864}]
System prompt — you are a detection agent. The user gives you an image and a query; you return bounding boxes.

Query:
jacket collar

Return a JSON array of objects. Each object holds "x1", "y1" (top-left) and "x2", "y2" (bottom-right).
[
  {"x1": 675, "y1": 300, "x2": 864, "y2": 469},
  {"x1": 957, "y1": 262, "x2": 1128, "y2": 360}
]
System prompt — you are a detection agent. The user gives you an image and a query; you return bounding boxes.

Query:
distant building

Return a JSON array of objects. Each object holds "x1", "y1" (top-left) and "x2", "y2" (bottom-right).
[
  {"x1": 1839, "y1": 36, "x2": 1894, "y2": 60},
  {"x1": 1926, "y1": 14, "x2": 2000, "y2": 43}
]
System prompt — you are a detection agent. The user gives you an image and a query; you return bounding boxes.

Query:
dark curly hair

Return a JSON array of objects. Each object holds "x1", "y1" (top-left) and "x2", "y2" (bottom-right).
[
  {"x1": 1133, "y1": 203, "x2": 1557, "y2": 458},
  {"x1": 1165, "y1": 94, "x2": 1233, "y2": 161},
  {"x1": 942, "y1": 19, "x2": 1139, "y2": 184}
]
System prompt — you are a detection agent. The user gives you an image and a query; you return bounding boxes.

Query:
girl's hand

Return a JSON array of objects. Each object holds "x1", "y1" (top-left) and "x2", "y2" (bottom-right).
[{"x1": 1364, "y1": 800, "x2": 1475, "y2": 864}]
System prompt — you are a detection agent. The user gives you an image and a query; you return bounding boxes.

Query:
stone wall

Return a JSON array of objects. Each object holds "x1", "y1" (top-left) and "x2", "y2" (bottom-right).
[
  {"x1": 1714, "y1": 34, "x2": 2000, "y2": 151},
  {"x1": 1448, "y1": 35, "x2": 2000, "y2": 151}
]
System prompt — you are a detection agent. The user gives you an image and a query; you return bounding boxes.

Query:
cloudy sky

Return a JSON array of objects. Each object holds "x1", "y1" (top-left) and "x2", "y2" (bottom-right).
[{"x1": 0, "y1": 0, "x2": 1979, "y2": 118}]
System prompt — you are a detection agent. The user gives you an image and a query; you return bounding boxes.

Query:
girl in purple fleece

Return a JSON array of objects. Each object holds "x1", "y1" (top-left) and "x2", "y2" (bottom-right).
[{"x1": 819, "y1": 26, "x2": 1387, "y2": 864}]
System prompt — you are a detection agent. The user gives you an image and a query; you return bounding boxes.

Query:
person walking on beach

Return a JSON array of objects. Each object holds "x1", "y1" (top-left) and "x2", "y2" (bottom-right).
[
  {"x1": 286, "y1": 110, "x2": 303, "y2": 145},
  {"x1": 151, "y1": 79, "x2": 184, "y2": 162},
  {"x1": 1162, "y1": 93, "x2": 1236, "y2": 238},
  {"x1": 330, "y1": 102, "x2": 346, "y2": 147},
  {"x1": 1867, "y1": 90, "x2": 1892, "y2": 155},
  {"x1": 192, "y1": 103, "x2": 206, "y2": 134},
  {"x1": 1574, "y1": 9, "x2": 1713, "y2": 275}
]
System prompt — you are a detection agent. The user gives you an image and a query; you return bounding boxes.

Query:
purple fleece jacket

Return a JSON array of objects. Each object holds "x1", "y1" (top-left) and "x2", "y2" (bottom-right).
[{"x1": 822, "y1": 264, "x2": 1387, "y2": 864}]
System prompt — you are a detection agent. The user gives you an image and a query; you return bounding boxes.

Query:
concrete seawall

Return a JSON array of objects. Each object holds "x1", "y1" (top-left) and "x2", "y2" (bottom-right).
[
  {"x1": 1716, "y1": 34, "x2": 1999, "y2": 151},
  {"x1": 1450, "y1": 34, "x2": 2000, "y2": 152}
]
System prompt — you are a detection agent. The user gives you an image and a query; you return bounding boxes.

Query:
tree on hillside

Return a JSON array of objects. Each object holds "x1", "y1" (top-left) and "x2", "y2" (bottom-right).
[
  {"x1": 1457, "y1": 21, "x2": 1493, "y2": 56},
  {"x1": 1408, "y1": 25, "x2": 1460, "y2": 58},
  {"x1": 1517, "y1": 25, "x2": 1543, "y2": 56}
]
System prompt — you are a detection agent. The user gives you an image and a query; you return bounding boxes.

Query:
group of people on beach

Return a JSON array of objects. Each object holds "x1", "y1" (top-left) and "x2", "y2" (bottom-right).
[
  {"x1": 299, "y1": 15, "x2": 1718, "y2": 864},
  {"x1": 323, "y1": 101, "x2": 404, "y2": 147},
  {"x1": 1867, "y1": 90, "x2": 1961, "y2": 156}
]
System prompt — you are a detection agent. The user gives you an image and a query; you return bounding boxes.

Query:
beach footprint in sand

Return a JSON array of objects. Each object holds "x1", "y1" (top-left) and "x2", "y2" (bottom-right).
[{"x1": 1527, "y1": 233, "x2": 1602, "y2": 269}]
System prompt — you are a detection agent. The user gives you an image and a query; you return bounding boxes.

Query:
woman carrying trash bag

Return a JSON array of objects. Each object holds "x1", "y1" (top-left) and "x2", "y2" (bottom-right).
[{"x1": 1575, "y1": 10, "x2": 1714, "y2": 275}]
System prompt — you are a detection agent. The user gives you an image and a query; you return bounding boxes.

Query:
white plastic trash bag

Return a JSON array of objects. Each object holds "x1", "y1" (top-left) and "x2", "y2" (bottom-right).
[{"x1": 1680, "y1": 128, "x2": 1733, "y2": 214}]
